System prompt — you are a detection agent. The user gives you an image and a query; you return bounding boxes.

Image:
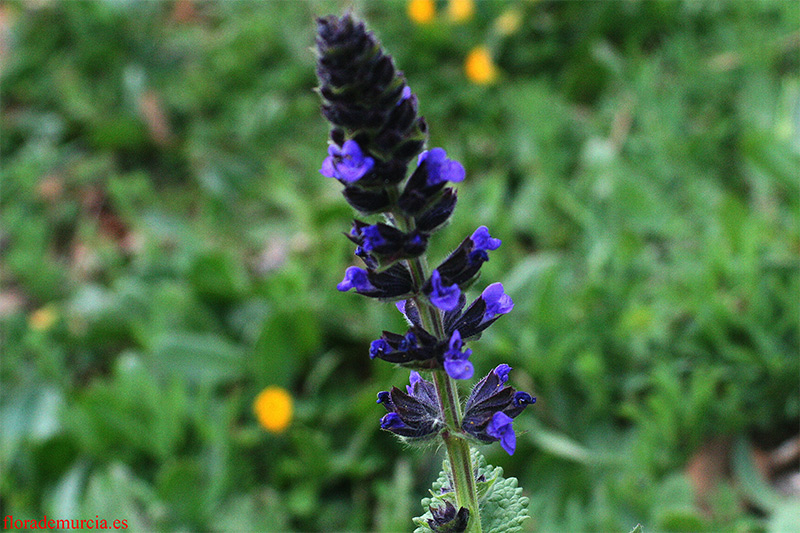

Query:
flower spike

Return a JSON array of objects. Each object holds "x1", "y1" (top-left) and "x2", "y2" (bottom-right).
[{"x1": 316, "y1": 13, "x2": 533, "y2": 528}]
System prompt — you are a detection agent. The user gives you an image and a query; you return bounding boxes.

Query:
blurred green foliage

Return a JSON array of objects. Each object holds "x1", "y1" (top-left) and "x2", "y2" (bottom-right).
[{"x1": 1, "y1": 0, "x2": 798, "y2": 531}]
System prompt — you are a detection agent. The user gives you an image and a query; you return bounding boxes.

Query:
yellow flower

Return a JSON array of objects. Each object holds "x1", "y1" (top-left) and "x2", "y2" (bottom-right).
[
  {"x1": 447, "y1": 0, "x2": 474, "y2": 23},
  {"x1": 465, "y1": 46, "x2": 498, "y2": 85},
  {"x1": 495, "y1": 8, "x2": 523, "y2": 36},
  {"x1": 29, "y1": 305, "x2": 58, "y2": 331},
  {"x1": 408, "y1": 0, "x2": 435, "y2": 25},
  {"x1": 254, "y1": 386, "x2": 293, "y2": 434}
]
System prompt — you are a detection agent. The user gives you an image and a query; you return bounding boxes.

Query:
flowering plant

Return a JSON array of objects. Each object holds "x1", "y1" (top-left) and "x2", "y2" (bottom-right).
[{"x1": 315, "y1": 14, "x2": 534, "y2": 532}]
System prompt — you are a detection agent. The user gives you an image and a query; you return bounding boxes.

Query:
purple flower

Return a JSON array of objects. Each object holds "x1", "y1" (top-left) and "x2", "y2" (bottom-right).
[
  {"x1": 513, "y1": 391, "x2": 535, "y2": 409},
  {"x1": 429, "y1": 269, "x2": 461, "y2": 311},
  {"x1": 443, "y1": 330, "x2": 474, "y2": 380},
  {"x1": 468, "y1": 226, "x2": 501, "y2": 264},
  {"x1": 360, "y1": 225, "x2": 386, "y2": 252},
  {"x1": 354, "y1": 246, "x2": 378, "y2": 270},
  {"x1": 337, "y1": 266, "x2": 375, "y2": 292},
  {"x1": 481, "y1": 282, "x2": 513, "y2": 320},
  {"x1": 378, "y1": 372, "x2": 443, "y2": 439},
  {"x1": 428, "y1": 501, "x2": 469, "y2": 532},
  {"x1": 407, "y1": 370, "x2": 423, "y2": 394},
  {"x1": 494, "y1": 363, "x2": 512, "y2": 385},
  {"x1": 320, "y1": 140, "x2": 375, "y2": 183},
  {"x1": 470, "y1": 226, "x2": 501, "y2": 252},
  {"x1": 399, "y1": 85, "x2": 412, "y2": 102},
  {"x1": 370, "y1": 339, "x2": 392, "y2": 359},
  {"x1": 398, "y1": 331, "x2": 418, "y2": 351},
  {"x1": 381, "y1": 412, "x2": 407, "y2": 430},
  {"x1": 486, "y1": 412, "x2": 516, "y2": 455},
  {"x1": 461, "y1": 364, "x2": 534, "y2": 453},
  {"x1": 418, "y1": 148, "x2": 465, "y2": 186},
  {"x1": 444, "y1": 356, "x2": 473, "y2": 380}
]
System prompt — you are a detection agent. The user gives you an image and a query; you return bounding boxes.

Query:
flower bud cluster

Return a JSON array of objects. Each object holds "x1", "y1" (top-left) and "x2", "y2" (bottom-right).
[
  {"x1": 377, "y1": 367, "x2": 534, "y2": 455},
  {"x1": 316, "y1": 13, "x2": 534, "y2": 457}
]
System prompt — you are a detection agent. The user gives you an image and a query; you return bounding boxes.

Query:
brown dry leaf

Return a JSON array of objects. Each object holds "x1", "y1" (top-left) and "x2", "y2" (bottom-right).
[
  {"x1": 99, "y1": 211, "x2": 129, "y2": 243},
  {"x1": 79, "y1": 186, "x2": 130, "y2": 245},
  {"x1": 0, "y1": 4, "x2": 11, "y2": 74},
  {"x1": 139, "y1": 90, "x2": 172, "y2": 146},
  {"x1": 0, "y1": 290, "x2": 25, "y2": 318},
  {"x1": 751, "y1": 444, "x2": 772, "y2": 480},
  {"x1": 37, "y1": 174, "x2": 64, "y2": 203},
  {"x1": 171, "y1": 0, "x2": 198, "y2": 24},
  {"x1": 685, "y1": 438, "x2": 732, "y2": 514}
]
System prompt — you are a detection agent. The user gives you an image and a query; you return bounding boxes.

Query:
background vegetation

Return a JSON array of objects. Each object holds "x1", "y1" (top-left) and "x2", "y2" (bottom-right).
[{"x1": 2, "y1": 0, "x2": 798, "y2": 531}]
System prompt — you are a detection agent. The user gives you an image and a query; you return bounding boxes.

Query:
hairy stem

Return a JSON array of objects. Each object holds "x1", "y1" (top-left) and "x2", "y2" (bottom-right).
[{"x1": 397, "y1": 218, "x2": 482, "y2": 531}]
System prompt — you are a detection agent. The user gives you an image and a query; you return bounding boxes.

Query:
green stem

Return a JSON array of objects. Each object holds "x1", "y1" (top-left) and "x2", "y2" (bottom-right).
[
  {"x1": 390, "y1": 206, "x2": 482, "y2": 531},
  {"x1": 403, "y1": 252, "x2": 482, "y2": 532}
]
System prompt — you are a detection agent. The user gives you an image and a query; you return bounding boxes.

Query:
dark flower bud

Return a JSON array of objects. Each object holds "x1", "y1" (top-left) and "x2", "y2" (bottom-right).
[
  {"x1": 348, "y1": 220, "x2": 428, "y2": 261},
  {"x1": 428, "y1": 500, "x2": 469, "y2": 532},
  {"x1": 385, "y1": 92, "x2": 418, "y2": 135},
  {"x1": 316, "y1": 14, "x2": 426, "y2": 167},
  {"x1": 395, "y1": 298, "x2": 424, "y2": 329},
  {"x1": 336, "y1": 263, "x2": 415, "y2": 299},
  {"x1": 341, "y1": 186, "x2": 392, "y2": 214},
  {"x1": 416, "y1": 188, "x2": 458, "y2": 233},
  {"x1": 431, "y1": 226, "x2": 502, "y2": 290},
  {"x1": 376, "y1": 390, "x2": 392, "y2": 406},
  {"x1": 461, "y1": 365, "x2": 535, "y2": 455},
  {"x1": 398, "y1": 148, "x2": 464, "y2": 216},
  {"x1": 369, "y1": 326, "x2": 444, "y2": 365},
  {"x1": 351, "y1": 159, "x2": 407, "y2": 189},
  {"x1": 354, "y1": 246, "x2": 379, "y2": 270},
  {"x1": 445, "y1": 282, "x2": 514, "y2": 339},
  {"x1": 377, "y1": 372, "x2": 443, "y2": 439},
  {"x1": 394, "y1": 138, "x2": 426, "y2": 162}
]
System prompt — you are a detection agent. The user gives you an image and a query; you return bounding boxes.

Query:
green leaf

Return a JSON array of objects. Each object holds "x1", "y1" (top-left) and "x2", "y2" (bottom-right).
[
  {"x1": 732, "y1": 436, "x2": 787, "y2": 513},
  {"x1": 768, "y1": 501, "x2": 800, "y2": 533},
  {"x1": 188, "y1": 250, "x2": 250, "y2": 302},
  {"x1": 629, "y1": 524, "x2": 644, "y2": 533},
  {"x1": 413, "y1": 448, "x2": 529, "y2": 533},
  {"x1": 149, "y1": 332, "x2": 244, "y2": 385},
  {"x1": 82, "y1": 463, "x2": 162, "y2": 531},
  {"x1": 0, "y1": 385, "x2": 63, "y2": 463}
]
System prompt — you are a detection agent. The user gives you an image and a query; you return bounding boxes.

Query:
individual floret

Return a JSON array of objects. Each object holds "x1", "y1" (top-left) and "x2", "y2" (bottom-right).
[
  {"x1": 461, "y1": 364, "x2": 535, "y2": 455},
  {"x1": 377, "y1": 372, "x2": 443, "y2": 439}
]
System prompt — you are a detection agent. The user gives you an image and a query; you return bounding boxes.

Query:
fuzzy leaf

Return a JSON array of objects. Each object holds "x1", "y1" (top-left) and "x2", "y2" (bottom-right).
[{"x1": 413, "y1": 448, "x2": 529, "y2": 533}]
